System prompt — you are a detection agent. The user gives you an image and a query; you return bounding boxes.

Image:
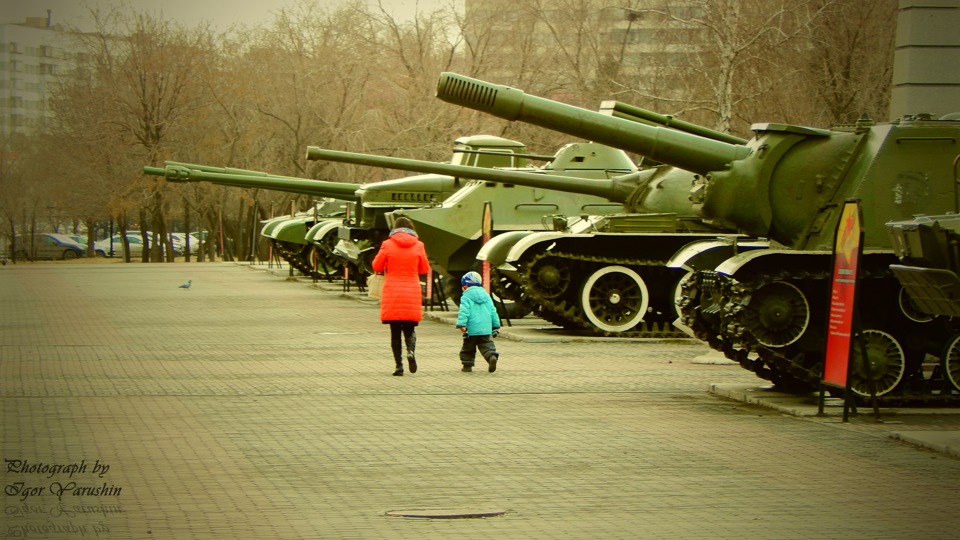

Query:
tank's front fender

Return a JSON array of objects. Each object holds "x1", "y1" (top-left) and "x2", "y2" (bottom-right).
[
  {"x1": 667, "y1": 237, "x2": 770, "y2": 271},
  {"x1": 715, "y1": 249, "x2": 830, "y2": 278},
  {"x1": 272, "y1": 217, "x2": 316, "y2": 244},
  {"x1": 505, "y1": 232, "x2": 594, "y2": 264},
  {"x1": 261, "y1": 215, "x2": 308, "y2": 239},
  {"x1": 306, "y1": 220, "x2": 342, "y2": 244},
  {"x1": 477, "y1": 231, "x2": 533, "y2": 266}
]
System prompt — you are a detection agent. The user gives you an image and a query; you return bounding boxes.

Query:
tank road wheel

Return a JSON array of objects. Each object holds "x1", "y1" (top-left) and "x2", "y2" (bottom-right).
[
  {"x1": 310, "y1": 245, "x2": 342, "y2": 281},
  {"x1": 671, "y1": 271, "x2": 698, "y2": 337},
  {"x1": 942, "y1": 334, "x2": 960, "y2": 392},
  {"x1": 849, "y1": 330, "x2": 906, "y2": 397},
  {"x1": 490, "y1": 269, "x2": 532, "y2": 319},
  {"x1": 672, "y1": 271, "x2": 694, "y2": 321},
  {"x1": 528, "y1": 256, "x2": 572, "y2": 299},
  {"x1": 580, "y1": 265, "x2": 649, "y2": 333},
  {"x1": 741, "y1": 281, "x2": 809, "y2": 348},
  {"x1": 898, "y1": 287, "x2": 935, "y2": 324}
]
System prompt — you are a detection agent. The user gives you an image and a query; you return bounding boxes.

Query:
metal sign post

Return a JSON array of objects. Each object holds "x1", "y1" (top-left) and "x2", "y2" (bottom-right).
[{"x1": 481, "y1": 201, "x2": 492, "y2": 295}]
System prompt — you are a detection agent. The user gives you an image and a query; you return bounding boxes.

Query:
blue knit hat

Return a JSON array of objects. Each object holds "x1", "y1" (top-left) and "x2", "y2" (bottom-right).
[{"x1": 460, "y1": 271, "x2": 482, "y2": 287}]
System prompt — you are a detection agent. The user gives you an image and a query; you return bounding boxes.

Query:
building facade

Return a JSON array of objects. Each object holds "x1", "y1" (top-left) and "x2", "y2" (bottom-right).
[{"x1": 0, "y1": 12, "x2": 75, "y2": 136}]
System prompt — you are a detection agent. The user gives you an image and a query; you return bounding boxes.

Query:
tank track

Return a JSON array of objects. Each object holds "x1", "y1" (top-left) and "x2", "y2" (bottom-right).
[
  {"x1": 273, "y1": 239, "x2": 354, "y2": 283},
  {"x1": 517, "y1": 250, "x2": 688, "y2": 338},
  {"x1": 681, "y1": 266, "x2": 842, "y2": 392},
  {"x1": 680, "y1": 262, "x2": 960, "y2": 401},
  {"x1": 272, "y1": 240, "x2": 315, "y2": 277}
]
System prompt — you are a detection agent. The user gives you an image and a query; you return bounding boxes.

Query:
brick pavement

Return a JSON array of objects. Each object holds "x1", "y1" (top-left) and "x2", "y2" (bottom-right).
[{"x1": 2, "y1": 261, "x2": 960, "y2": 539}]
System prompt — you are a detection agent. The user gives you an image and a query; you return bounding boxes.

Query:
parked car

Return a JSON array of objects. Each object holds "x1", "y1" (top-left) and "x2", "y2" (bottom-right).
[
  {"x1": 66, "y1": 234, "x2": 89, "y2": 247},
  {"x1": 169, "y1": 232, "x2": 200, "y2": 255},
  {"x1": 95, "y1": 233, "x2": 146, "y2": 258},
  {"x1": 10, "y1": 233, "x2": 86, "y2": 260}
]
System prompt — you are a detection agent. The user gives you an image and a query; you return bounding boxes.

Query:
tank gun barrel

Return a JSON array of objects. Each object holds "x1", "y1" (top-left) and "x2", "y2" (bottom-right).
[
  {"x1": 144, "y1": 165, "x2": 360, "y2": 200},
  {"x1": 435, "y1": 72, "x2": 751, "y2": 175},
  {"x1": 305, "y1": 147, "x2": 638, "y2": 204},
  {"x1": 453, "y1": 148, "x2": 556, "y2": 162},
  {"x1": 163, "y1": 161, "x2": 299, "y2": 178},
  {"x1": 599, "y1": 101, "x2": 747, "y2": 146}
]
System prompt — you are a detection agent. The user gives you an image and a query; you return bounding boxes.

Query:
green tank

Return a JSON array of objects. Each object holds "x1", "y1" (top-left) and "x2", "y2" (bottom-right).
[
  {"x1": 307, "y1": 138, "x2": 736, "y2": 334},
  {"x1": 887, "y1": 214, "x2": 960, "y2": 394},
  {"x1": 306, "y1": 141, "x2": 657, "y2": 320},
  {"x1": 260, "y1": 204, "x2": 352, "y2": 279},
  {"x1": 145, "y1": 163, "x2": 354, "y2": 278},
  {"x1": 148, "y1": 136, "x2": 532, "y2": 283},
  {"x1": 305, "y1": 135, "x2": 532, "y2": 279},
  {"x1": 320, "y1": 116, "x2": 738, "y2": 289},
  {"x1": 307, "y1": 99, "x2": 751, "y2": 335},
  {"x1": 436, "y1": 71, "x2": 960, "y2": 399}
]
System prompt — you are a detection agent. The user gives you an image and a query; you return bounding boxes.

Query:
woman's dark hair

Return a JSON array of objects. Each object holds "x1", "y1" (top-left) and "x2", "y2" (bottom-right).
[{"x1": 393, "y1": 216, "x2": 416, "y2": 231}]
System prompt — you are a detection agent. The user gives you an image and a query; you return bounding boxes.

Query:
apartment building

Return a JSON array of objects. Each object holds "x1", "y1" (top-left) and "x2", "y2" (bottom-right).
[{"x1": 0, "y1": 11, "x2": 75, "y2": 136}]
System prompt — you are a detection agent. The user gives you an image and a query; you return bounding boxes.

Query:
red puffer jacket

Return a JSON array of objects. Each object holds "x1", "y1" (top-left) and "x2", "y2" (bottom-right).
[{"x1": 371, "y1": 229, "x2": 429, "y2": 322}]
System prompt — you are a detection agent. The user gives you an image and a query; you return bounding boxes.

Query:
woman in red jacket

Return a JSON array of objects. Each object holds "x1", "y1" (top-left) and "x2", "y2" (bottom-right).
[{"x1": 371, "y1": 216, "x2": 430, "y2": 376}]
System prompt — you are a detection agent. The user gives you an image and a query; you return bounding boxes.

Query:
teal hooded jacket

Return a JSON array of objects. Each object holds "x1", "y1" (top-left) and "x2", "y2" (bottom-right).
[{"x1": 455, "y1": 286, "x2": 501, "y2": 336}]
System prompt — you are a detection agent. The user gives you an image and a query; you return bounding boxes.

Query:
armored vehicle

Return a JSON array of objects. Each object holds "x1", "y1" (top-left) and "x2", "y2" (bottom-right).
[
  {"x1": 317, "y1": 114, "x2": 728, "y2": 293},
  {"x1": 260, "y1": 203, "x2": 352, "y2": 279},
  {"x1": 307, "y1": 142, "x2": 645, "y2": 320},
  {"x1": 145, "y1": 163, "x2": 355, "y2": 278},
  {"x1": 148, "y1": 137, "x2": 534, "y2": 283},
  {"x1": 308, "y1": 135, "x2": 531, "y2": 277},
  {"x1": 435, "y1": 72, "x2": 960, "y2": 398},
  {"x1": 307, "y1": 111, "x2": 743, "y2": 335},
  {"x1": 887, "y1": 214, "x2": 960, "y2": 395}
]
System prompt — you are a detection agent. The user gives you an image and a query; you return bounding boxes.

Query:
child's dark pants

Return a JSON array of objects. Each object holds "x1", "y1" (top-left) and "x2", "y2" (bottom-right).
[{"x1": 460, "y1": 334, "x2": 498, "y2": 366}]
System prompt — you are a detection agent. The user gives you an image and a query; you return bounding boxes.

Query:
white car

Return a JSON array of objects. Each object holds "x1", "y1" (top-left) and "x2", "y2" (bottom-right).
[
  {"x1": 169, "y1": 232, "x2": 200, "y2": 254},
  {"x1": 95, "y1": 233, "x2": 146, "y2": 257}
]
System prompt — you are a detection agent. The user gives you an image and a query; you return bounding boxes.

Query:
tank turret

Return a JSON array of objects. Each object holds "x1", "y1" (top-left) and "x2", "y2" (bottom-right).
[{"x1": 437, "y1": 72, "x2": 960, "y2": 400}]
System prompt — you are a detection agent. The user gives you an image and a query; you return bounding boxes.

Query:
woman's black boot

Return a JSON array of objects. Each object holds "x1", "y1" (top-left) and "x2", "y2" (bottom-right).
[{"x1": 407, "y1": 352, "x2": 417, "y2": 374}]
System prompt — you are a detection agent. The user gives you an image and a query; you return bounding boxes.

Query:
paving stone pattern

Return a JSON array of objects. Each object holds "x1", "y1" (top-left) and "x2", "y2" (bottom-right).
[{"x1": 2, "y1": 262, "x2": 960, "y2": 539}]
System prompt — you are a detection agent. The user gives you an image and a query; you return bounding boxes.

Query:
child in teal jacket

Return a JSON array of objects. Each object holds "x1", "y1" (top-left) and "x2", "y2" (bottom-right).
[{"x1": 455, "y1": 271, "x2": 501, "y2": 372}]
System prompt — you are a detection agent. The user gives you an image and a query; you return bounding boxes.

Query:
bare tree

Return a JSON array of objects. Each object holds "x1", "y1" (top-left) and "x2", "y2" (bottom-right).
[
  {"x1": 27, "y1": 0, "x2": 905, "y2": 257},
  {"x1": 56, "y1": 6, "x2": 218, "y2": 261},
  {"x1": 803, "y1": 0, "x2": 897, "y2": 126},
  {"x1": 614, "y1": 0, "x2": 830, "y2": 134}
]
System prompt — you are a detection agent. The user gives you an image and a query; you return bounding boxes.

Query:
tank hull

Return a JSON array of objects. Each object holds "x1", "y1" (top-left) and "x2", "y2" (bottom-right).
[{"x1": 479, "y1": 213, "x2": 739, "y2": 336}]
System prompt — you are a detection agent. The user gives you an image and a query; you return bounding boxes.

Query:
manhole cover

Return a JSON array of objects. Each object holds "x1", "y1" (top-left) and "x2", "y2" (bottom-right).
[{"x1": 384, "y1": 508, "x2": 507, "y2": 519}]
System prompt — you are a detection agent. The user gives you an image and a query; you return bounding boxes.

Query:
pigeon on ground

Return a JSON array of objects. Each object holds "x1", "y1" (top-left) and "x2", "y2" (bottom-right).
[{"x1": 179, "y1": 280, "x2": 192, "y2": 289}]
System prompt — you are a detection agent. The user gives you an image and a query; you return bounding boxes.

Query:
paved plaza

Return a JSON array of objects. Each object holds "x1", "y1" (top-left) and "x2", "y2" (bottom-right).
[{"x1": 2, "y1": 261, "x2": 960, "y2": 539}]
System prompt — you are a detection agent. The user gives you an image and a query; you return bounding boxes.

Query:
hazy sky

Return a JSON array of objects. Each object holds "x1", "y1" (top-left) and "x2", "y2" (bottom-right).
[{"x1": 2, "y1": 0, "x2": 458, "y2": 30}]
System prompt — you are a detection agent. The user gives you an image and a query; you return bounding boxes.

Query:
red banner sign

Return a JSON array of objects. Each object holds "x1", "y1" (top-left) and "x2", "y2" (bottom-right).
[{"x1": 822, "y1": 200, "x2": 863, "y2": 388}]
